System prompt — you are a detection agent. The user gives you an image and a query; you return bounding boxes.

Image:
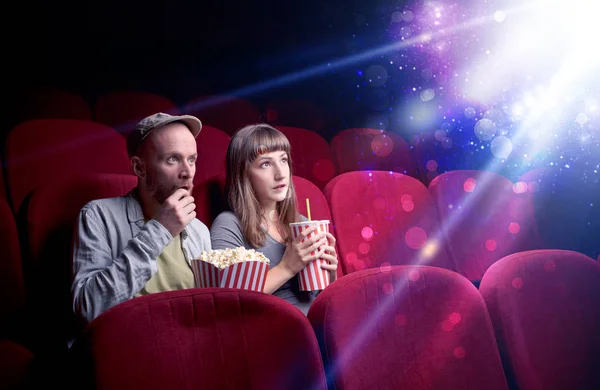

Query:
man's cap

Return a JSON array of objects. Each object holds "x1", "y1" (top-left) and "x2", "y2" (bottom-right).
[{"x1": 127, "y1": 112, "x2": 202, "y2": 157}]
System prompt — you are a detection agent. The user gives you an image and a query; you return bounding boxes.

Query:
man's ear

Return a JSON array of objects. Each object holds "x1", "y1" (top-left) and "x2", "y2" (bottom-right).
[{"x1": 131, "y1": 156, "x2": 145, "y2": 178}]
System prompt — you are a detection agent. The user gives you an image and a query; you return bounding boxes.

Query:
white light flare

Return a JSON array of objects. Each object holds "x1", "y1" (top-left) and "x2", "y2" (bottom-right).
[{"x1": 461, "y1": 0, "x2": 600, "y2": 149}]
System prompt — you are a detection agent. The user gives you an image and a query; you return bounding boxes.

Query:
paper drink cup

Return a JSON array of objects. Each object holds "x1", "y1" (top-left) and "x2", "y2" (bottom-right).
[
  {"x1": 289, "y1": 220, "x2": 331, "y2": 291},
  {"x1": 191, "y1": 259, "x2": 268, "y2": 292}
]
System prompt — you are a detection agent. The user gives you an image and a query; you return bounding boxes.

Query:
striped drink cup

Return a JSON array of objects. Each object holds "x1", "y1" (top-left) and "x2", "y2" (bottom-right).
[
  {"x1": 289, "y1": 220, "x2": 331, "y2": 291},
  {"x1": 191, "y1": 259, "x2": 268, "y2": 292}
]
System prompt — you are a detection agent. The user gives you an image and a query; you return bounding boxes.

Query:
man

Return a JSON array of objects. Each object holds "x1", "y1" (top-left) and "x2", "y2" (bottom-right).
[{"x1": 71, "y1": 112, "x2": 211, "y2": 324}]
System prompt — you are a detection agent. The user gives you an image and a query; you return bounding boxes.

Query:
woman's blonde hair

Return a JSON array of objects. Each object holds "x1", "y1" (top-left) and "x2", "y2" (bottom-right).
[{"x1": 226, "y1": 123, "x2": 300, "y2": 248}]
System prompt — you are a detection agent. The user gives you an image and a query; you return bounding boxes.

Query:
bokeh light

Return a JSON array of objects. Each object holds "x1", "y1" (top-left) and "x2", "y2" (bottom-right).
[
  {"x1": 508, "y1": 222, "x2": 521, "y2": 234},
  {"x1": 361, "y1": 226, "x2": 374, "y2": 240},
  {"x1": 408, "y1": 269, "x2": 421, "y2": 281},
  {"x1": 485, "y1": 239, "x2": 497, "y2": 251},
  {"x1": 358, "y1": 242, "x2": 371, "y2": 254},
  {"x1": 405, "y1": 227, "x2": 428, "y2": 249},
  {"x1": 463, "y1": 178, "x2": 477, "y2": 192},
  {"x1": 371, "y1": 134, "x2": 394, "y2": 157}
]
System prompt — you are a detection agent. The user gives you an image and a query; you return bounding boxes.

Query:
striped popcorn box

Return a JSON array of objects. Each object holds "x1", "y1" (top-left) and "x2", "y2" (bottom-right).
[
  {"x1": 289, "y1": 220, "x2": 331, "y2": 291},
  {"x1": 191, "y1": 260, "x2": 269, "y2": 292}
]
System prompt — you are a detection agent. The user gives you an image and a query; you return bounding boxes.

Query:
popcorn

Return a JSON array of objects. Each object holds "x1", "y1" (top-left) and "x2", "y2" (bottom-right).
[
  {"x1": 191, "y1": 247, "x2": 270, "y2": 292},
  {"x1": 198, "y1": 247, "x2": 270, "y2": 269}
]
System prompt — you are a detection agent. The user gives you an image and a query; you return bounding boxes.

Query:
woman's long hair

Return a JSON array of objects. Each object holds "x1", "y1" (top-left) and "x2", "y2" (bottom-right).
[{"x1": 226, "y1": 123, "x2": 300, "y2": 248}]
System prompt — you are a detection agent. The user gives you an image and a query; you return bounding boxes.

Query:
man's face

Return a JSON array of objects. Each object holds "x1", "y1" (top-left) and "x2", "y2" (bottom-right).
[{"x1": 142, "y1": 122, "x2": 197, "y2": 203}]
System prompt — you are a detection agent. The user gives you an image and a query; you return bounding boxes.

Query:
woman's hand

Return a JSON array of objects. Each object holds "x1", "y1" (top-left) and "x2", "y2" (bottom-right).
[
  {"x1": 279, "y1": 227, "x2": 327, "y2": 277},
  {"x1": 319, "y1": 232, "x2": 338, "y2": 282}
]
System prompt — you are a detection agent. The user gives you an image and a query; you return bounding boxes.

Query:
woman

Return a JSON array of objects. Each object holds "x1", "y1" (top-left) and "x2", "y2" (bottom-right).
[{"x1": 210, "y1": 123, "x2": 338, "y2": 314}]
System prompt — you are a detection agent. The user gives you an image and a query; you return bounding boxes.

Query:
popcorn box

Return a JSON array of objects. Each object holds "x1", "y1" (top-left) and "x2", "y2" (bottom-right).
[
  {"x1": 289, "y1": 220, "x2": 331, "y2": 291},
  {"x1": 191, "y1": 248, "x2": 269, "y2": 292}
]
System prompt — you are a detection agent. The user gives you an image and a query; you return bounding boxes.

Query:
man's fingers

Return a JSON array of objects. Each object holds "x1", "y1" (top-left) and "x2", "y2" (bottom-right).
[
  {"x1": 183, "y1": 202, "x2": 196, "y2": 214},
  {"x1": 179, "y1": 195, "x2": 195, "y2": 207}
]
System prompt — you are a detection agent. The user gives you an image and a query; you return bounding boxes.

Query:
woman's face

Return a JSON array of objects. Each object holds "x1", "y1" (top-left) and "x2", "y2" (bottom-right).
[{"x1": 247, "y1": 150, "x2": 290, "y2": 209}]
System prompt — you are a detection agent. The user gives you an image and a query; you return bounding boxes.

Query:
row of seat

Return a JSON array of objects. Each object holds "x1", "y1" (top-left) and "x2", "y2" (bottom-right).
[
  {"x1": 9, "y1": 252, "x2": 600, "y2": 389},
  {"x1": 1, "y1": 168, "x2": 596, "y2": 357},
  {"x1": 0, "y1": 116, "x2": 529, "y2": 214},
  {"x1": 10, "y1": 88, "x2": 332, "y2": 136}
]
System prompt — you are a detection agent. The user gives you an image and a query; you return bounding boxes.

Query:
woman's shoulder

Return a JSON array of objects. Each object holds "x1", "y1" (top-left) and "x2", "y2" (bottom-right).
[{"x1": 212, "y1": 211, "x2": 241, "y2": 225}]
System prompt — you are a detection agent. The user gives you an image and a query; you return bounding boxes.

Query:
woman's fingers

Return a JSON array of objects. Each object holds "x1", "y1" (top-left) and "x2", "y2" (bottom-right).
[{"x1": 325, "y1": 232, "x2": 336, "y2": 246}]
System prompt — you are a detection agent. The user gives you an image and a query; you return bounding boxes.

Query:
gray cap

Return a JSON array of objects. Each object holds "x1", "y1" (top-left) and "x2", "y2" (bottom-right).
[{"x1": 127, "y1": 112, "x2": 202, "y2": 157}]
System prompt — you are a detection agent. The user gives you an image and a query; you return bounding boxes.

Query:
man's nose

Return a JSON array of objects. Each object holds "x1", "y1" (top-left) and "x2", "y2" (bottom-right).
[{"x1": 180, "y1": 161, "x2": 195, "y2": 179}]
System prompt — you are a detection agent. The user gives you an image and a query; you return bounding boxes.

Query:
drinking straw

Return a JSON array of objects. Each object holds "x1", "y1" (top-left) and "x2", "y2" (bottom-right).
[{"x1": 306, "y1": 198, "x2": 312, "y2": 221}]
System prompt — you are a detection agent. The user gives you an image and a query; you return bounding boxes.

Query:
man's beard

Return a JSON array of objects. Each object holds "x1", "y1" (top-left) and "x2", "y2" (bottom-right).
[{"x1": 146, "y1": 171, "x2": 181, "y2": 204}]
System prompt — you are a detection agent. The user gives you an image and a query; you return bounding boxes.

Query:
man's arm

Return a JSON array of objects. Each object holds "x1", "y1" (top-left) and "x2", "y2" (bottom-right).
[{"x1": 71, "y1": 203, "x2": 172, "y2": 323}]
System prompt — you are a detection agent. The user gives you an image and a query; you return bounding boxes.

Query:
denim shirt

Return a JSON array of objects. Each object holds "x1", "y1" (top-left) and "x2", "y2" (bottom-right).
[{"x1": 71, "y1": 190, "x2": 211, "y2": 324}]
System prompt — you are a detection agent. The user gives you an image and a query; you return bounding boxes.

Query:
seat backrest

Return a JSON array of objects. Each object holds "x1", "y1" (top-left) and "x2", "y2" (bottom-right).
[
  {"x1": 74, "y1": 288, "x2": 328, "y2": 390},
  {"x1": 276, "y1": 126, "x2": 337, "y2": 189},
  {"x1": 193, "y1": 124, "x2": 230, "y2": 185},
  {"x1": 0, "y1": 339, "x2": 34, "y2": 390},
  {"x1": 0, "y1": 198, "x2": 26, "y2": 338},
  {"x1": 293, "y1": 175, "x2": 331, "y2": 222},
  {"x1": 308, "y1": 266, "x2": 509, "y2": 390},
  {"x1": 4, "y1": 119, "x2": 131, "y2": 213},
  {"x1": 192, "y1": 174, "x2": 227, "y2": 228},
  {"x1": 265, "y1": 98, "x2": 329, "y2": 132},
  {"x1": 0, "y1": 153, "x2": 6, "y2": 200},
  {"x1": 13, "y1": 88, "x2": 93, "y2": 123},
  {"x1": 429, "y1": 170, "x2": 539, "y2": 281},
  {"x1": 93, "y1": 91, "x2": 180, "y2": 135},
  {"x1": 26, "y1": 173, "x2": 138, "y2": 349},
  {"x1": 331, "y1": 128, "x2": 417, "y2": 177},
  {"x1": 480, "y1": 249, "x2": 600, "y2": 390},
  {"x1": 184, "y1": 95, "x2": 261, "y2": 135},
  {"x1": 324, "y1": 171, "x2": 453, "y2": 275},
  {"x1": 293, "y1": 175, "x2": 341, "y2": 278}
]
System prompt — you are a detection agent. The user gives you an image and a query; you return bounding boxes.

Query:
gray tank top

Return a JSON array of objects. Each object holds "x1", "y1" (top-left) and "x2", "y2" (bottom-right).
[{"x1": 209, "y1": 211, "x2": 316, "y2": 315}]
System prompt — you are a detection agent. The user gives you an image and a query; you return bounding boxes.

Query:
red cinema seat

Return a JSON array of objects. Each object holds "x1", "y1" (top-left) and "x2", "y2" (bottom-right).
[
  {"x1": 265, "y1": 98, "x2": 330, "y2": 132},
  {"x1": 184, "y1": 95, "x2": 261, "y2": 135},
  {"x1": 94, "y1": 91, "x2": 180, "y2": 135},
  {"x1": 324, "y1": 171, "x2": 453, "y2": 275},
  {"x1": 26, "y1": 174, "x2": 138, "y2": 352},
  {"x1": 429, "y1": 170, "x2": 539, "y2": 281},
  {"x1": 73, "y1": 288, "x2": 328, "y2": 390},
  {"x1": 4, "y1": 119, "x2": 131, "y2": 214},
  {"x1": 275, "y1": 126, "x2": 337, "y2": 189},
  {"x1": 193, "y1": 124, "x2": 230, "y2": 186},
  {"x1": 480, "y1": 249, "x2": 600, "y2": 390},
  {"x1": 13, "y1": 88, "x2": 93, "y2": 123},
  {"x1": 0, "y1": 198, "x2": 26, "y2": 340},
  {"x1": 331, "y1": 128, "x2": 417, "y2": 177},
  {"x1": 192, "y1": 174, "x2": 227, "y2": 228},
  {"x1": 308, "y1": 266, "x2": 509, "y2": 390},
  {"x1": 0, "y1": 339, "x2": 34, "y2": 390},
  {"x1": 293, "y1": 175, "x2": 341, "y2": 279}
]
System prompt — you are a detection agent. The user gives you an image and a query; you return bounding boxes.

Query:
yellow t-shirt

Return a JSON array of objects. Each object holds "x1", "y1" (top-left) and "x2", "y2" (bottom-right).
[{"x1": 136, "y1": 234, "x2": 195, "y2": 296}]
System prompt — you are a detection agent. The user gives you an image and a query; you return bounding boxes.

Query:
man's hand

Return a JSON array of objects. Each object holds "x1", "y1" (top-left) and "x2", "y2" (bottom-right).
[{"x1": 153, "y1": 188, "x2": 196, "y2": 237}]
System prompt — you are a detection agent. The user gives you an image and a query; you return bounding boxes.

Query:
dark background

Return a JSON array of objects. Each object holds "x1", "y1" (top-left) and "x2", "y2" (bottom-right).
[{"x1": 4, "y1": 0, "x2": 395, "y2": 125}]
